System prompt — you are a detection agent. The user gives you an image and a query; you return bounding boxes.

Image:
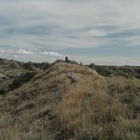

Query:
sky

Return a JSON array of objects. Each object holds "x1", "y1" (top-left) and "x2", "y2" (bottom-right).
[{"x1": 0, "y1": 0, "x2": 140, "y2": 65}]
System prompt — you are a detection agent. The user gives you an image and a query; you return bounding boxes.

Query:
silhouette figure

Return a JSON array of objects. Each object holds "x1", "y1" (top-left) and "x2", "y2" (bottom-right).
[{"x1": 65, "y1": 56, "x2": 68, "y2": 62}]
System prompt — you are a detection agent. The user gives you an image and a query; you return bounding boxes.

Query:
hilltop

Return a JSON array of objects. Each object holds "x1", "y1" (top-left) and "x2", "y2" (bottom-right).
[{"x1": 0, "y1": 59, "x2": 140, "y2": 140}]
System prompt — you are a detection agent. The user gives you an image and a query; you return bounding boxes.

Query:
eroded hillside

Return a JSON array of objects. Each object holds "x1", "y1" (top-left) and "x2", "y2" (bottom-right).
[
  {"x1": 0, "y1": 58, "x2": 51, "y2": 93},
  {"x1": 0, "y1": 60, "x2": 140, "y2": 140}
]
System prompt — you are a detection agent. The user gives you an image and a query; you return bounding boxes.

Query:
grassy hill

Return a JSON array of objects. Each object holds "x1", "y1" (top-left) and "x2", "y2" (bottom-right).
[
  {"x1": 89, "y1": 64, "x2": 140, "y2": 79},
  {"x1": 0, "y1": 59, "x2": 51, "y2": 93},
  {"x1": 0, "y1": 59, "x2": 140, "y2": 140}
]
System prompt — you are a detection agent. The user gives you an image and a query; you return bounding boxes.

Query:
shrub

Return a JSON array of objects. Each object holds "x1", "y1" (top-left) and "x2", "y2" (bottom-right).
[
  {"x1": 43, "y1": 62, "x2": 52, "y2": 71},
  {"x1": 9, "y1": 72, "x2": 36, "y2": 90},
  {"x1": 0, "y1": 89, "x2": 6, "y2": 95}
]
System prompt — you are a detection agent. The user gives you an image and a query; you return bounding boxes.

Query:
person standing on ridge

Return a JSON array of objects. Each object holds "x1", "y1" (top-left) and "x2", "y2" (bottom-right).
[{"x1": 65, "y1": 56, "x2": 68, "y2": 62}]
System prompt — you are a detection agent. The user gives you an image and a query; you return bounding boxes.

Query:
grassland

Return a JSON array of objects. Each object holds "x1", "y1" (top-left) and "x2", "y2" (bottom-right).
[{"x1": 0, "y1": 59, "x2": 140, "y2": 140}]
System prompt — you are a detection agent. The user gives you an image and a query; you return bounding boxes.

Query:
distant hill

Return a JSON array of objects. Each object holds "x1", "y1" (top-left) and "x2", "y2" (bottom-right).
[
  {"x1": 88, "y1": 63, "x2": 140, "y2": 79},
  {"x1": 0, "y1": 59, "x2": 140, "y2": 140},
  {"x1": 0, "y1": 58, "x2": 51, "y2": 92}
]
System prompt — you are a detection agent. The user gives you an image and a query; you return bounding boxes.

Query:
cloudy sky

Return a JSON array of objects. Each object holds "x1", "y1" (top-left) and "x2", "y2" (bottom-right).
[{"x1": 0, "y1": 0, "x2": 140, "y2": 65}]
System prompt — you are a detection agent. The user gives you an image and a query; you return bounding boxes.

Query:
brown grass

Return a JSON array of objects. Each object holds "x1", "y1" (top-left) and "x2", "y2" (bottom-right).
[
  {"x1": 55, "y1": 76, "x2": 140, "y2": 139},
  {"x1": 0, "y1": 62, "x2": 140, "y2": 140}
]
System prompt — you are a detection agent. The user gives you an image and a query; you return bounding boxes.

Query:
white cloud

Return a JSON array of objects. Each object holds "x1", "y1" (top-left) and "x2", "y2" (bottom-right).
[
  {"x1": 1, "y1": 48, "x2": 140, "y2": 66},
  {"x1": 17, "y1": 48, "x2": 33, "y2": 55},
  {"x1": 8, "y1": 50, "x2": 13, "y2": 53},
  {"x1": 13, "y1": 55, "x2": 18, "y2": 58},
  {"x1": 1, "y1": 0, "x2": 140, "y2": 48},
  {"x1": 0, "y1": 49, "x2": 6, "y2": 55},
  {"x1": 39, "y1": 51, "x2": 61, "y2": 57},
  {"x1": 0, "y1": 0, "x2": 140, "y2": 65},
  {"x1": 88, "y1": 30, "x2": 106, "y2": 37}
]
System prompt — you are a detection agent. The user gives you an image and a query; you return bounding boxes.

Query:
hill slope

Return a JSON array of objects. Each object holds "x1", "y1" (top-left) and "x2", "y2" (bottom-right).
[
  {"x1": 0, "y1": 61, "x2": 140, "y2": 140},
  {"x1": 89, "y1": 64, "x2": 140, "y2": 79},
  {"x1": 0, "y1": 58, "x2": 50, "y2": 93}
]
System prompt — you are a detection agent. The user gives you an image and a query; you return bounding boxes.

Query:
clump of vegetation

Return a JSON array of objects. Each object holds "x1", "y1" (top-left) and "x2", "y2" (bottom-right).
[
  {"x1": 22, "y1": 63, "x2": 33, "y2": 70},
  {"x1": 9, "y1": 72, "x2": 36, "y2": 90},
  {"x1": 54, "y1": 59, "x2": 79, "y2": 65},
  {"x1": 0, "y1": 89, "x2": 6, "y2": 95},
  {"x1": 67, "y1": 60, "x2": 79, "y2": 64},
  {"x1": 43, "y1": 62, "x2": 52, "y2": 71}
]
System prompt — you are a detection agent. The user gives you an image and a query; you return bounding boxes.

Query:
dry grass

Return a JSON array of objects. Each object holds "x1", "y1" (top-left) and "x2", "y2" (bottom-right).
[
  {"x1": 56, "y1": 76, "x2": 140, "y2": 140},
  {"x1": 0, "y1": 62, "x2": 140, "y2": 140}
]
